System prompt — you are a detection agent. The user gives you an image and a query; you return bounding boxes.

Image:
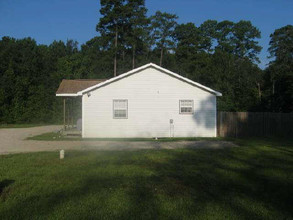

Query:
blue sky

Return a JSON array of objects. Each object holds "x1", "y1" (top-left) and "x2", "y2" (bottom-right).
[{"x1": 1, "y1": 0, "x2": 292, "y2": 69}]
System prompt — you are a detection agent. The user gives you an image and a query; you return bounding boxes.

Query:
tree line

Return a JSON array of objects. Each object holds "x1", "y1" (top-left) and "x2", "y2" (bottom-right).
[{"x1": 0, "y1": 0, "x2": 292, "y2": 123}]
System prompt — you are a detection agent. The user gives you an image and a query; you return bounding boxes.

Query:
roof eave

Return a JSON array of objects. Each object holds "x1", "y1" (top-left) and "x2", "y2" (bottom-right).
[{"x1": 56, "y1": 93, "x2": 80, "y2": 97}]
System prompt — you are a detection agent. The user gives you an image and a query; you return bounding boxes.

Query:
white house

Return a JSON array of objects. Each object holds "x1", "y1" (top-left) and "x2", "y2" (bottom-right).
[{"x1": 56, "y1": 63, "x2": 222, "y2": 138}]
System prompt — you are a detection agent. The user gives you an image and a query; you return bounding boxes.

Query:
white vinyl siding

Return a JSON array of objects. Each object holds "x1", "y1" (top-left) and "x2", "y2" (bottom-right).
[
  {"x1": 113, "y1": 100, "x2": 128, "y2": 119},
  {"x1": 82, "y1": 67, "x2": 217, "y2": 138},
  {"x1": 179, "y1": 100, "x2": 193, "y2": 114}
]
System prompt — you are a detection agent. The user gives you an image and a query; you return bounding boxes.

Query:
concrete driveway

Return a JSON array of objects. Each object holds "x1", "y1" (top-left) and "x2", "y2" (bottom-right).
[{"x1": 0, "y1": 126, "x2": 237, "y2": 155}]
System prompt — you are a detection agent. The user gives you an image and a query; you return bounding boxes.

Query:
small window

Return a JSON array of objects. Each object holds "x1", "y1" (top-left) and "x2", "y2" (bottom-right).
[
  {"x1": 179, "y1": 100, "x2": 193, "y2": 114},
  {"x1": 113, "y1": 100, "x2": 128, "y2": 119}
]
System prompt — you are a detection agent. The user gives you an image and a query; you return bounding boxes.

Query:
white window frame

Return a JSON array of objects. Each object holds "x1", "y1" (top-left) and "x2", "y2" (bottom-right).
[
  {"x1": 179, "y1": 100, "x2": 194, "y2": 114},
  {"x1": 113, "y1": 99, "x2": 128, "y2": 119}
]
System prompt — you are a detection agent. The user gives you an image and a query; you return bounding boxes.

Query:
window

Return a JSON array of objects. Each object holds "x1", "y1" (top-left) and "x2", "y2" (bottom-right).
[
  {"x1": 179, "y1": 100, "x2": 193, "y2": 114},
  {"x1": 113, "y1": 100, "x2": 128, "y2": 119}
]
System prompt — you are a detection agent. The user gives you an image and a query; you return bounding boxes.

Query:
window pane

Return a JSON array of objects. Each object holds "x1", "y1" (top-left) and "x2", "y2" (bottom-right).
[
  {"x1": 114, "y1": 100, "x2": 127, "y2": 109},
  {"x1": 180, "y1": 100, "x2": 193, "y2": 114},
  {"x1": 181, "y1": 100, "x2": 192, "y2": 107},
  {"x1": 114, "y1": 110, "x2": 126, "y2": 118},
  {"x1": 113, "y1": 100, "x2": 127, "y2": 118},
  {"x1": 181, "y1": 107, "x2": 192, "y2": 113}
]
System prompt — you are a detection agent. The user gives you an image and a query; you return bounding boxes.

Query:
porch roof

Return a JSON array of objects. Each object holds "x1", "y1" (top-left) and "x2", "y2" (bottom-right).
[{"x1": 56, "y1": 79, "x2": 107, "y2": 97}]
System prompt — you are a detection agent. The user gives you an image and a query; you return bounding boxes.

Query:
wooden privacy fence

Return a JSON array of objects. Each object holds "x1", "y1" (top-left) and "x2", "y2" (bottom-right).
[{"x1": 217, "y1": 112, "x2": 293, "y2": 137}]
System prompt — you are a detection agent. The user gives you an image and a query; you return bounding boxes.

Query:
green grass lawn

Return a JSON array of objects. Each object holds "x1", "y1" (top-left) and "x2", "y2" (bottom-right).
[
  {"x1": 27, "y1": 131, "x2": 223, "y2": 142},
  {"x1": 0, "y1": 138, "x2": 292, "y2": 219},
  {"x1": 0, "y1": 124, "x2": 56, "y2": 129}
]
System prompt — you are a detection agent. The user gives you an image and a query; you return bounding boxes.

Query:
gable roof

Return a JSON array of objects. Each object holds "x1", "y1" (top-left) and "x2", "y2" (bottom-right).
[
  {"x1": 77, "y1": 63, "x2": 222, "y2": 96},
  {"x1": 56, "y1": 79, "x2": 107, "y2": 96}
]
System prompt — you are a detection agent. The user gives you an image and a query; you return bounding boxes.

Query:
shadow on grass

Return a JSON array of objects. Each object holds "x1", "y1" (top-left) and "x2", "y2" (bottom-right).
[
  {"x1": 1, "y1": 144, "x2": 293, "y2": 219},
  {"x1": 0, "y1": 174, "x2": 159, "y2": 218},
  {"x1": 0, "y1": 179, "x2": 15, "y2": 203},
  {"x1": 27, "y1": 131, "x2": 225, "y2": 142},
  {"x1": 154, "y1": 148, "x2": 293, "y2": 218},
  {"x1": 0, "y1": 179, "x2": 15, "y2": 194}
]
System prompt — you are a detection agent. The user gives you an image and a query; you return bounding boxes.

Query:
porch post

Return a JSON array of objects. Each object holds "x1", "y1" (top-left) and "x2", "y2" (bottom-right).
[
  {"x1": 71, "y1": 98, "x2": 74, "y2": 128},
  {"x1": 63, "y1": 98, "x2": 66, "y2": 130},
  {"x1": 67, "y1": 99, "x2": 70, "y2": 129}
]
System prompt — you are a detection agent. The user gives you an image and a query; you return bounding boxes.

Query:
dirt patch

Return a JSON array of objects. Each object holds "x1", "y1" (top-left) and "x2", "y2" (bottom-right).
[{"x1": 0, "y1": 126, "x2": 238, "y2": 154}]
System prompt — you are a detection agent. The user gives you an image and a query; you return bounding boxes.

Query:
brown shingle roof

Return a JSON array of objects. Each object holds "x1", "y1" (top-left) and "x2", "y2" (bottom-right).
[{"x1": 56, "y1": 79, "x2": 108, "y2": 94}]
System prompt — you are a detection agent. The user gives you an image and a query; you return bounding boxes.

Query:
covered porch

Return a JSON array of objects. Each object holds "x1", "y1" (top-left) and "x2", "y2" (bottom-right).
[
  {"x1": 62, "y1": 97, "x2": 82, "y2": 136},
  {"x1": 56, "y1": 79, "x2": 107, "y2": 136}
]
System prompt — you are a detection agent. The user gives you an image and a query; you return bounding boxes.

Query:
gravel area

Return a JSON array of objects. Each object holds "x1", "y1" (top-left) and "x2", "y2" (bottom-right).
[{"x1": 0, "y1": 126, "x2": 238, "y2": 154}]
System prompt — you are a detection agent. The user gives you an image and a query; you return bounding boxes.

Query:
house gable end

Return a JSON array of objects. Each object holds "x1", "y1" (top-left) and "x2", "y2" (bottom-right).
[{"x1": 77, "y1": 63, "x2": 222, "y2": 96}]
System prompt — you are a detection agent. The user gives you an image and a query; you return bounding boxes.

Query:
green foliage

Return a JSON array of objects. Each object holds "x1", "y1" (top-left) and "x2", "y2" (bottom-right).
[
  {"x1": 124, "y1": 0, "x2": 149, "y2": 68},
  {"x1": 199, "y1": 20, "x2": 218, "y2": 53},
  {"x1": 0, "y1": 2, "x2": 291, "y2": 124},
  {"x1": 150, "y1": 11, "x2": 178, "y2": 66},
  {"x1": 0, "y1": 37, "x2": 80, "y2": 123},
  {"x1": 215, "y1": 20, "x2": 262, "y2": 63},
  {"x1": 262, "y1": 25, "x2": 293, "y2": 112},
  {"x1": 97, "y1": 0, "x2": 128, "y2": 40},
  {"x1": 268, "y1": 25, "x2": 293, "y2": 63},
  {"x1": 0, "y1": 124, "x2": 50, "y2": 128},
  {"x1": 173, "y1": 21, "x2": 262, "y2": 111}
]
